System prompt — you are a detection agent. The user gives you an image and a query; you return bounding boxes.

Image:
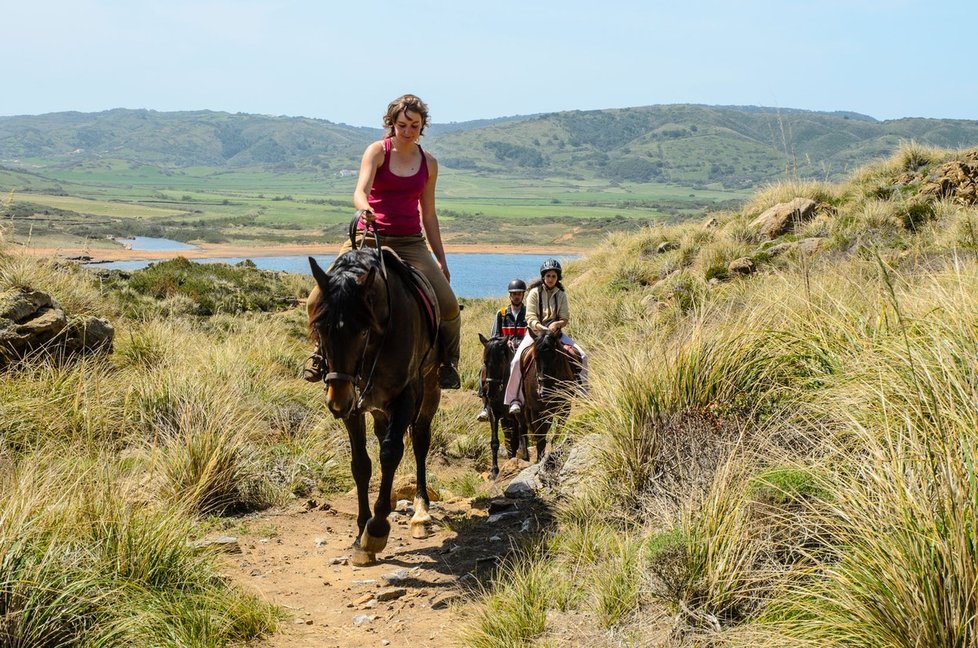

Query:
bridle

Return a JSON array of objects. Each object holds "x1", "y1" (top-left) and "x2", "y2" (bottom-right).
[
  {"x1": 320, "y1": 214, "x2": 393, "y2": 412},
  {"x1": 481, "y1": 338, "x2": 511, "y2": 401}
]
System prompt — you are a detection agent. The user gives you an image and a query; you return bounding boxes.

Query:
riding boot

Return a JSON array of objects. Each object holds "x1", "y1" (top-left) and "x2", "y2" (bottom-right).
[
  {"x1": 303, "y1": 341, "x2": 325, "y2": 382},
  {"x1": 438, "y1": 314, "x2": 462, "y2": 389}
]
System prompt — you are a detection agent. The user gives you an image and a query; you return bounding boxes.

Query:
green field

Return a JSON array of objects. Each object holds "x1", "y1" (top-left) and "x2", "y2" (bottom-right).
[{"x1": 2, "y1": 162, "x2": 750, "y2": 249}]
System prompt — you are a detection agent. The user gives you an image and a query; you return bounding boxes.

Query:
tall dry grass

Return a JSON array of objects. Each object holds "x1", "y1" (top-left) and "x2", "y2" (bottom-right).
[
  {"x1": 0, "y1": 250, "x2": 349, "y2": 644},
  {"x1": 464, "y1": 145, "x2": 978, "y2": 646},
  {"x1": 0, "y1": 454, "x2": 279, "y2": 645}
]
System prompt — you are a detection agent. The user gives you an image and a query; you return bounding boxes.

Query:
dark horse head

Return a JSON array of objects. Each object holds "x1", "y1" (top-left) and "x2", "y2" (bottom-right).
[
  {"x1": 520, "y1": 329, "x2": 577, "y2": 461},
  {"x1": 308, "y1": 249, "x2": 440, "y2": 565},
  {"x1": 308, "y1": 249, "x2": 387, "y2": 419},
  {"x1": 479, "y1": 334, "x2": 512, "y2": 405},
  {"x1": 532, "y1": 329, "x2": 577, "y2": 398},
  {"x1": 479, "y1": 334, "x2": 527, "y2": 477}
]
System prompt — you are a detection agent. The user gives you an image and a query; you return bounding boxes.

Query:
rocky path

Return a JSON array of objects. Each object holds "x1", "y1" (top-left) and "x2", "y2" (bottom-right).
[{"x1": 222, "y1": 458, "x2": 553, "y2": 648}]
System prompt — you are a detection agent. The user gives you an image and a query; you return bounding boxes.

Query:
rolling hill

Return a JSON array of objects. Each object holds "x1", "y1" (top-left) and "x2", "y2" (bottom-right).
[{"x1": 3, "y1": 105, "x2": 978, "y2": 190}]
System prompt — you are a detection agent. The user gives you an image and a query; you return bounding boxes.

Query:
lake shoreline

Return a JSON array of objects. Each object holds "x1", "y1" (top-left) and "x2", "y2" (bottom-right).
[{"x1": 17, "y1": 241, "x2": 590, "y2": 263}]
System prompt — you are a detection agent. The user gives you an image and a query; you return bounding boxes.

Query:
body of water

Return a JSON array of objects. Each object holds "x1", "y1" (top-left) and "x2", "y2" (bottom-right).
[
  {"x1": 90, "y1": 250, "x2": 578, "y2": 299},
  {"x1": 116, "y1": 236, "x2": 199, "y2": 251}
]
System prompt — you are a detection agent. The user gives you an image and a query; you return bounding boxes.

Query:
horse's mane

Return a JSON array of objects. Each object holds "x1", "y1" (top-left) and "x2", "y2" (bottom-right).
[
  {"x1": 533, "y1": 328, "x2": 561, "y2": 352},
  {"x1": 308, "y1": 248, "x2": 381, "y2": 332}
]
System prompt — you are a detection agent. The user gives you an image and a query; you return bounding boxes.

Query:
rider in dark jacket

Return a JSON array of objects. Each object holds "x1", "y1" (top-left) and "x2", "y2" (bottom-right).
[{"x1": 477, "y1": 279, "x2": 528, "y2": 422}]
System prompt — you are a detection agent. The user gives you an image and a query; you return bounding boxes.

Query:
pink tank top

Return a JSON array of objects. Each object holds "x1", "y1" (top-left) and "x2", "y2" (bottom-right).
[{"x1": 365, "y1": 138, "x2": 429, "y2": 236}]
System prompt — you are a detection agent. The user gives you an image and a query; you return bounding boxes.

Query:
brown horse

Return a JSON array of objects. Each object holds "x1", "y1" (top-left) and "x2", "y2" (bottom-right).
[
  {"x1": 308, "y1": 247, "x2": 440, "y2": 566},
  {"x1": 519, "y1": 329, "x2": 578, "y2": 461},
  {"x1": 479, "y1": 334, "x2": 528, "y2": 479}
]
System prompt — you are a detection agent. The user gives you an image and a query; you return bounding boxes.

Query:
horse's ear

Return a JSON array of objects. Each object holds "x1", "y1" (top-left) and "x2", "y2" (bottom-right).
[
  {"x1": 479, "y1": 333, "x2": 489, "y2": 347},
  {"x1": 358, "y1": 266, "x2": 377, "y2": 289},
  {"x1": 309, "y1": 257, "x2": 328, "y2": 291}
]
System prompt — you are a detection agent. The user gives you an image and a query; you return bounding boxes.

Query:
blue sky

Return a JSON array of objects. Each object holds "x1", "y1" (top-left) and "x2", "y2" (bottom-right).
[{"x1": 2, "y1": 0, "x2": 973, "y2": 125}]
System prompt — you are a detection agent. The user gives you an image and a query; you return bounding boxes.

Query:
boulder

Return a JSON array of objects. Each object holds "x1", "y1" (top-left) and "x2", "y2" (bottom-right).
[
  {"x1": 556, "y1": 436, "x2": 602, "y2": 492},
  {"x1": 728, "y1": 257, "x2": 756, "y2": 276},
  {"x1": 504, "y1": 463, "x2": 542, "y2": 498},
  {"x1": 0, "y1": 288, "x2": 113, "y2": 368},
  {"x1": 62, "y1": 315, "x2": 115, "y2": 354},
  {"x1": 0, "y1": 289, "x2": 57, "y2": 323},
  {"x1": 749, "y1": 198, "x2": 818, "y2": 239},
  {"x1": 388, "y1": 477, "x2": 440, "y2": 509},
  {"x1": 762, "y1": 237, "x2": 825, "y2": 258},
  {"x1": 920, "y1": 158, "x2": 978, "y2": 205}
]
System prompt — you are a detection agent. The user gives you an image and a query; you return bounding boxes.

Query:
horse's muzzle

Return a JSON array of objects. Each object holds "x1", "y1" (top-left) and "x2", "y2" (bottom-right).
[{"x1": 326, "y1": 381, "x2": 356, "y2": 418}]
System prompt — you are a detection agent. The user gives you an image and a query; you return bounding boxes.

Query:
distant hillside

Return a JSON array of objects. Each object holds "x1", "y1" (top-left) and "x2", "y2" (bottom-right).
[
  {"x1": 425, "y1": 105, "x2": 978, "y2": 188},
  {"x1": 0, "y1": 109, "x2": 380, "y2": 169},
  {"x1": 4, "y1": 105, "x2": 978, "y2": 189}
]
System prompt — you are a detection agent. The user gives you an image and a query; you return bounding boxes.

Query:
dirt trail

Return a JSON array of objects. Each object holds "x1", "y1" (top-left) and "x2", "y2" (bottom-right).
[{"x1": 223, "y1": 458, "x2": 553, "y2": 648}]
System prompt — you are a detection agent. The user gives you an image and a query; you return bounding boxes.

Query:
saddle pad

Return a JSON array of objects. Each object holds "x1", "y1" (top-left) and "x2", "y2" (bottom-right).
[{"x1": 381, "y1": 247, "x2": 439, "y2": 343}]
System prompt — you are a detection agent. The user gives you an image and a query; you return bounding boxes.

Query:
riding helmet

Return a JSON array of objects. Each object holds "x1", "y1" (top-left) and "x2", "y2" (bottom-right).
[
  {"x1": 539, "y1": 258, "x2": 562, "y2": 280},
  {"x1": 507, "y1": 279, "x2": 527, "y2": 293}
]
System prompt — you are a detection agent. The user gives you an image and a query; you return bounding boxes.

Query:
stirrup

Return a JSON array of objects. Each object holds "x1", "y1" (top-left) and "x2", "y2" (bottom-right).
[
  {"x1": 439, "y1": 364, "x2": 461, "y2": 389},
  {"x1": 508, "y1": 402, "x2": 521, "y2": 415},
  {"x1": 303, "y1": 352, "x2": 325, "y2": 382}
]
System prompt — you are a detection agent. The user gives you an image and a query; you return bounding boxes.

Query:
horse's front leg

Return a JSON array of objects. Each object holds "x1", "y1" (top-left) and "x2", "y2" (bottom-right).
[
  {"x1": 535, "y1": 418, "x2": 550, "y2": 462},
  {"x1": 489, "y1": 412, "x2": 501, "y2": 480},
  {"x1": 345, "y1": 414, "x2": 374, "y2": 565},
  {"x1": 359, "y1": 391, "x2": 412, "y2": 560},
  {"x1": 410, "y1": 416, "x2": 433, "y2": 538},
  {"x1": 512, "y1": 414, "x2": 530, "y2": 462}
]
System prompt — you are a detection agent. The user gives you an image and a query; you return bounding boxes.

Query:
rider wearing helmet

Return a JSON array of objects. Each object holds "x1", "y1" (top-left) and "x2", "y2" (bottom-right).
[
  {"x1": 491, "y1": 279, "x2": 529, "y2": 340},
  {"x1": 504, "y1": 259, "x2": 589, "y2": 415},
  {"x1": 477, "y1": 278, "x2": 529, "y2": 422}
]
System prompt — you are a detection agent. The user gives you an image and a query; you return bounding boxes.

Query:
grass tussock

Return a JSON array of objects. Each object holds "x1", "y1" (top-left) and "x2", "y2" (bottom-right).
[{"x1": 0, "y1": 456, "x2": 279, "y2": 646}]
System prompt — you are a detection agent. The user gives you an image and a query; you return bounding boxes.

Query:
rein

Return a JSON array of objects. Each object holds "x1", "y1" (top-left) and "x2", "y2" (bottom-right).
[{"x1": 322, "y1": 213, "x2": 393, "y2": 412}]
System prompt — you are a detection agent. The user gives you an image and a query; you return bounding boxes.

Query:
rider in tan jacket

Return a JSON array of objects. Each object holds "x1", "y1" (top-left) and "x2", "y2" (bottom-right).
[{"x1": 504, "y1": 259, "x2": 588, "y2": 414}]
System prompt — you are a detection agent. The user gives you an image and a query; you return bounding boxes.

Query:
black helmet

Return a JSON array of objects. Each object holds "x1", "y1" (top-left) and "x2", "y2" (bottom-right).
[
  {"x1": 507, "y1": 279, "x2": 527, "y2": 293},
  {"x1": 540, "y1": 258, "x2": 562, "y2": 280}
]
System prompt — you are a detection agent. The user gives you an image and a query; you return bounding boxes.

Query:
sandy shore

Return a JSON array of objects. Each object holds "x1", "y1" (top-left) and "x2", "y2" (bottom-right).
[{"x1": 17, "y1": 241, "x2": 589, "y2": 263}]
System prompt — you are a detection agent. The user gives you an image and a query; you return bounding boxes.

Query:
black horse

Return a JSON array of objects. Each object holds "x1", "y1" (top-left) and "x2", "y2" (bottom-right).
[
  {"x1": 518, "y1": 329, "x2": 578, "y2": 461},
  {"x1": 479, "y1": 334, "x2": 528, "y2": 479},
  {"x1": 308, "y1": 247, "x2": 440, "y2": 566}
]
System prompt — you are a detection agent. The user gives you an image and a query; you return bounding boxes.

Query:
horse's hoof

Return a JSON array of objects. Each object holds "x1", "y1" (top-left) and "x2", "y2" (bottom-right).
[
  {"x1": 351, "y1": 548, "x2": 376, "y2": 566},
  {"x1": 360, "y1": 530, "x2": 388, "y2": 554},
  {"x1": 490, "y1": 468, "x2": 499, "y2": 481},
  {"x1": 410, "y1": 521, "x2": 429, "y2": 539}
]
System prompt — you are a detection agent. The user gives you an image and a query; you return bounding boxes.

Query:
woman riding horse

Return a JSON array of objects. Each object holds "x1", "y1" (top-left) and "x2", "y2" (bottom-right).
[{"x1": 305, "y1": 94, "x2": 461, "y2": 390}]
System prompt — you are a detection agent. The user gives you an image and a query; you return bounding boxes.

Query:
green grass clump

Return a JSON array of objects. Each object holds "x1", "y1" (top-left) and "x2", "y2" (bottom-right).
[
  {"x1": 461, "y1": 555, "x2": 564, "y2": 648},
  {"x1": 108, "y1": 256, "x2": 306, "y2": 316}
]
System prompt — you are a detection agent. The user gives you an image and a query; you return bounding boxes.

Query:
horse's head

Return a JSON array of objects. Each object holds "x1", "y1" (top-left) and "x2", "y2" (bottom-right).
[
  {"x1": 309, "y1": 251, "x2": 387, "y2": 418},
  {"x1": 479, "y1": 333, "x2": 513, "y2": 400},
  {"x1": 533, "y1": 329, "x2": 574, "y2": 398}
]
